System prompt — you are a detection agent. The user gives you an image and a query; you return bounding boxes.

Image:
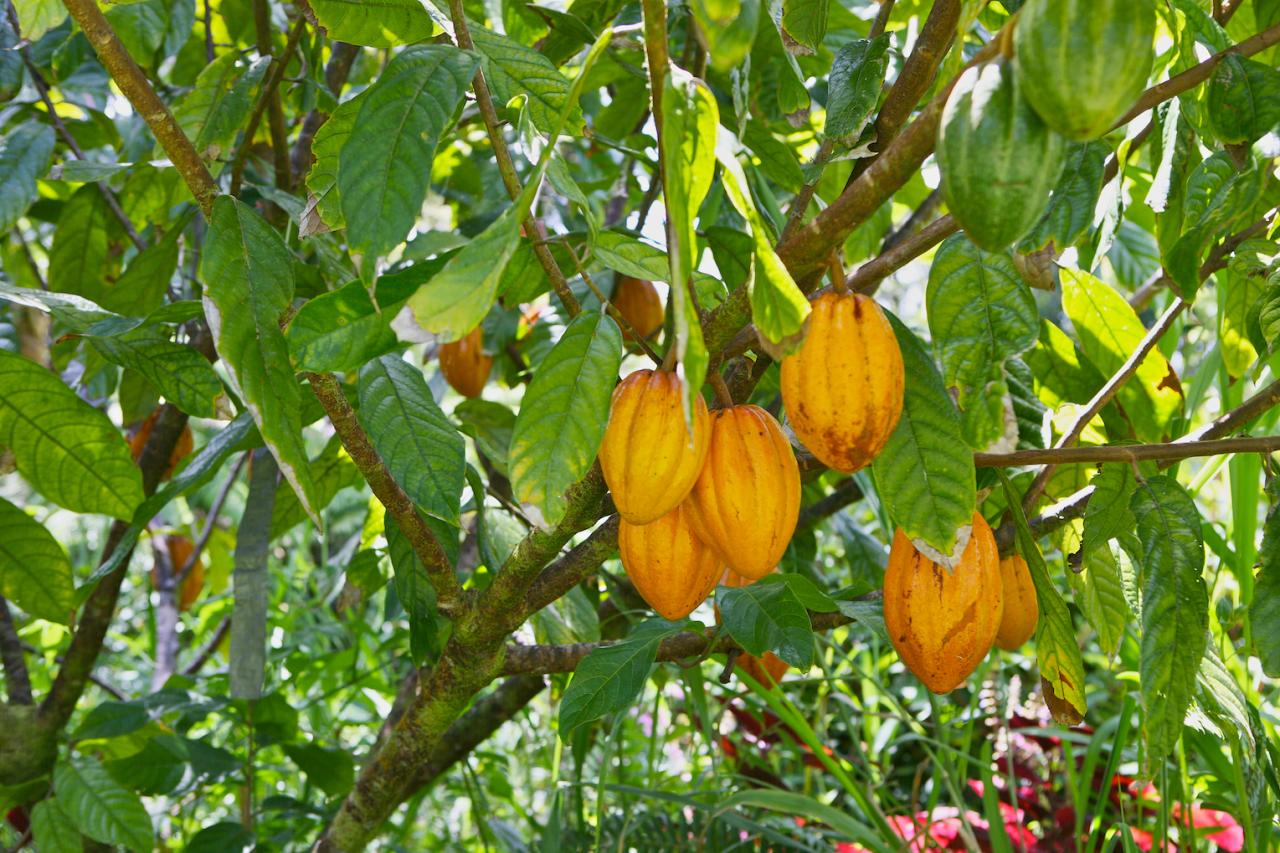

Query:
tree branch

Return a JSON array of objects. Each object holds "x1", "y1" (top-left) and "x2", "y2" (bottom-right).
[
  {"x1": 291, "y1": 41, "x2": 359, "y2": 186},
  {"x1": 847, "y1": 213, "x2": 958, "y2": 294},
  {"x1": 978, "y1": 435, "x2": 1280, "y2": 469},
  {"x1": 60, "y1": 0, "x2": 219, "y2": 217},
  {"x1": 0, "y1": 597, "x2": 32, "y2": 705},
  {"x1": 230, "y1": 16, "x2": 306, "y2": 197},
  {"x1": 522, "y1": 515, "x2": 619, "y2": 618},
  {"x1": 872, "y1": 0, "x2": 959, "y2": 151}
]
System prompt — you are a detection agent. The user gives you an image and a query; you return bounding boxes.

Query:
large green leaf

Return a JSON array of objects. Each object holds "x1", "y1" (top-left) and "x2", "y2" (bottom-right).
[
  {"x1": 357, "y1": 354, "x2": 466, "y2": 524},
  {"x1": 716, "y1": 130, "x2": 810, "y2": 357},
  {"x1": 101, "y1": 220, "x2": 184, "y2": 317},
  {"x1": 303, "y1": 95, "x2": 361, "y2": 234},
  {"x1": 1250, "y1": 480, "x2": 1280, "y2": 677},
  {"x1": 90, "y1": 329, "x2": 223, "y2": 418},
  {"x1": 338, "y1": 46, "x2": 478, "y2": 257},
  {"x1": 12, "y1": 0, "x2": 65, "y2": 41},
  {"x1": 286, "y1": 280, "x2": 400, "y2": 373},
  {"x1": 309, "y1": 0, "x2": 435, "y2": 47},
  {"x1": 0, "y1": 350, "x2": 143, "y2": 519},
  {"x1": 591, "y1": 229, "x2": 670, "y2": 282},
  {"x1": 1070, "y1": 542, "x2": 1131, "y2": 659},
  {"x1": 559, "y1": 619, "x2": 682, "y2": 737},
  {"x1": 508, "y1": 311, "x2": 622, "y2": 529},
  {"x1": 471, "y1": 25, "x2": 580, "y2": 134},
  {"x1": 824, "y1": 36, "x2": 889, "y2": 142},
  {"x1": 1131, "y1": 475, "x2": 1208, "y2": 765},
  {"x1": 0, "y1": 495, "x2": 73, "y2": 623},
  {"x1": 1081, "y1": 463, "x2": 1138, "y2": 559},
  {"x1": 29, "y1": 799, "x2": 81, "y2": 853},
  {"x1": 871, "y1": 316, "x2": 976, "y2": 564},
  {"x1": 55, "y1": 757, "x2": 155, "y2": 852},
  {"x1": 926, "y1": 234, "x2": 1038, "y2": 451},
  {"x1": 716, "y1": 576, "x2": 813, "y2": 668},
  {"x1": 1060, "y1": 269, "x2": 1183, "y2": 443},
  {"x1": 48, "y1": 185, "x2": 113, "y2": 302},
  {"x1": 201, "y1": 196, "x2": 320, "y2": 524},
  {"x1": 1208, "y1": 55, "x2": 1280, "y2": 144},
  {"x1": 1021, "y1": 142, "x2": 1107, "y2": 252},
  {"x1": 780, "y1": 0, "x2": 828, "y2": 53},
  {"x1": 0, "y1": 122, "x2": 56, "y2": 232},
  {"x1": 172, "y1": 51, "x2": 269, "y2": 158}
]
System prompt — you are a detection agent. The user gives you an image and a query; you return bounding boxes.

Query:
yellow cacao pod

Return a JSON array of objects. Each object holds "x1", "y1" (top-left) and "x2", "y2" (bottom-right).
[
  {"x1": 882, "y1": 514, "x2": 1003, "y2": 693},
  {"x1": 995, "y1": 554, "x2": 1039, "y2": 651},
  {"x1": 599, "y1": 369, "x2": 711, "y2": 525},
  {"x1": 618, "y1": 502, "x2": 722, "y2": 621},
  {"x1": 439, "y1": 327, "x2": 492, "y2": 398},
  {"x1": 780, "y1": 292, "x2": 904, "y2": 473},
  {"x1": 718, "y1": 569, "x2": 790, "y2": 687},
  {"x1": 686, "y1": 405, "x2": 800, "y2": 580},
  {"x1": 612, "y1": 276, "x2": 664, "y2": 341}
]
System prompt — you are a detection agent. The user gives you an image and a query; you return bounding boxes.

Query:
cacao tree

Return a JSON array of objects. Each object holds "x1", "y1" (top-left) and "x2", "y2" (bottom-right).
[{"x1": 0, "y1": 0, "x2": 1278, "y2": 849}]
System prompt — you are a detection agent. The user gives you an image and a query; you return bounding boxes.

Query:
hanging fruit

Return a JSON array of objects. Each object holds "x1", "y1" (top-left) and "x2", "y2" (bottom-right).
[
  {"x1": 780, "y1": 291, "x2": 904, "y2": 473},
  {"x1": 882, "y1": 514, "x2": 1003, "y2": 693},
  {"x1": 439, "y1": 326, "x2": 493, "y2": 398},
  {"x1": 599, "y1": 369, "x2": 711, "y2": 525},
  {"x1": 994, "y1": 554, "x2": 1039, "y2": 651},
  {"x1": 618, "y1": 502, "x2": 722, "y2": 621},
  {"x1": 612, "y1": 276, "x2": 665, "y2": 341},
  {"x1": 686, "y1": 405, "x2": 800, "y2": 580}
]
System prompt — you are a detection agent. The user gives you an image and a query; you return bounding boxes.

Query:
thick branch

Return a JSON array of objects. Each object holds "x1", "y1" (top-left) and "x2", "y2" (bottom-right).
[
  {"x1": 847, "y1": 214, "x2": 958, "y2": 294},
  {"x1": 0, "y1": 598, "x2": 32, "y2": 705},
  {"x1": 797, "y1": 477, "x2": 864, "y2": 529},
  {"x1": 522, "y1": 515, "x2": 620, "y2": 618},
  {"x1": 60, "y1": 0, "x2": 219, "y2": 216},
  {"x1": 872, "y1": 0, "x2": 959, "y2": 150},
  {"x1": 305, "y1": 372, "x2": 463, "y2": 613}
]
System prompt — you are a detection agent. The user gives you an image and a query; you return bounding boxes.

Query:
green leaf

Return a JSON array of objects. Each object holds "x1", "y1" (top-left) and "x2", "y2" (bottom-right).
[
  {"x1": 387, "y1": 516, "x2": 444, "y2": 664},
  {"x1": 871, "y1": 316, "x2": 976, "y2": 563},
  {"x1": 103, "y1": 734, "x2": 188, "y2": 796},
  {"x1": 29, "y1": 799, "x2": 81, "y2": 853},
  {"x1": 231, "y1": 449, "x2": 278, "y2": 699},
  {"x1": 0, "y1": 495, "x2": 73, "y2": 623},
  {"x1": 0, "y1": 122, "x2": 56, "y2": 232},
  {"x1": 49, "y1": 185, "x2": 113, "y2": 303},
  {"x1": 100, "y1": 220, "x2": 185, "y2": 317},
  {"x1": 282, "y1": 742, "x2": 356, "y2": 797},
  {"x1": 0, "y1": 350, "x2": 143, "y2": 519},
  {"x1": 201, "y1": 196, "x2": 321, "y2": 524},
  {"x1": 1208, "y1": 54, "x2": 1280, "y2": 144},
  {"x1": 716, "y1": 577, "x2": 814, "y2": 668},
  {"x1": 716, "y1": 130, "x2": 810, "y2": 357},
  {"x1": 824, "y1": 36, "x2": 890, "y2": 143},
  {"x1": 1070, "y1": 542, "x2": 1130, "y2": 658},
  {"x1": 308, "y1": 0, "x2": 435, "y2": 47},
  {"x1": 780, "y1": 0, "x2": 828, "y2": 54},
  {"x1": 358, "y1": 354, "x2": 466, "y2": 524},
  {"x1": 591, "y1": 229, "x2": 670, "y2": 282},
  {"x1": 90, "y1": 329, "x2": 223, "y2": 418},
  {"x1": 1061, "y1": 268, "x2": 1183, "y2": 443},
  {"x1": 509, "y1": 311, "x2": 622, "y2": 529},
  {"x1": 1196, "y1": 641, "x2": 1255, "y2": 750},
  {"x1": 999, "y1": 471, "x2": 1088, "y2": 725},
  {"x1": 455, "y1": 399, "x2": 516, "y2": 477},
  {"x1": 1131, "y1": 475, "x2": 1208, "y2": 765},
  {"x1": 926, "y1": 234, "x2": 1038, "y2": 451},
  {"x1": 172, "y1": 51, "x2": 269, "y2": 158},
  {"x1": 270, "y1": 436, "x2": 361, "y2": 538},
  {"x1": 719, "y1": 790, "x2": 880, "y2": 848},
  {"x1": 12, "y1": 0, "x2": 65, "y2": 40},
  {"x1": 73, "y1": 700, "x2": 149, "y2": 740},
  {"x1": 743, "y1": 124, "x2": 804, "y2": 194},
  {"x1": 1221, "y1": 264, "x2": 1266, "y2": 378},
  {"x1": 55, "y1": 757, "x2": 155, "y2": 852},
  {"x1": 559, "y1": 619, "x2": 681, "y2": 737},
  {"x1": 1080, "y1": 463, "x2": 1138, "y2": 558},
  {"x1": 338, "y1": 45, "x2": 478, "y2": 257},
  {"x1": 287, "y1": 281, "x2": 399, "y2": 373},
  {"x1": 471, "y1": 24, "x2": 581, "y2": 134},
  {"x1": 1250, "y1": 479, "x2": 1280, "y2": 677},
  {"x1": 689, "y1": 0, "x2": 759, "y2": 72},
  {"x1": 185, "y1": 822, "x2": 254, "y2": 853},
  {"x1": 1020, "y1": 142, "x2": 1107, "y2": 252},
  {"x1": 303, "y1": 95, "x2": 361, "y2": 234},
  {"x1": 0, "y1": 279, "x2": 117, "y2": 329}
]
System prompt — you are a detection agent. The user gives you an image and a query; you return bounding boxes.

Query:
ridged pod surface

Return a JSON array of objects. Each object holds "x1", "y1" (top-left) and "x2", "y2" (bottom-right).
[
  {"x1": 780, "y1": 292, "x2": 904, "y2": 472},
  {"x1": 618, "y1": 503, "x2": 723, "y2": 621},
  {"x1": 719, "y1": 569, "x2": 789, "y2": 687},
  {"x1": 599, "y1": 370, "x2": 711, "y2": 525},
  {"x1": 995, "y1": 554, "x2": 1039, "y2": 651},
  {"x1": 937, "y1": 59, "x2": 1066, "y2": 251},
  {"x1": 686, "y1": 406, "x2": 800, "y2": 580},
  {"x1": 882, "y1": 514, "x2": 1003, "y2": 693},
  {"x1": 1015, "y1": 0, "x2": 1156, "y2": 141},
  {"x1": 613, "y1": 276, "x2": 665, "y2": 341},
  {"x1": 439, "y1": 327, "x2": 493, "y2": 398}
]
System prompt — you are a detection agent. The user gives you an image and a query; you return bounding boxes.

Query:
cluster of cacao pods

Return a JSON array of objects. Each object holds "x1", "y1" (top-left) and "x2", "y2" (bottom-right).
[{"x1": 937, "y1": 0, "x2": 1155, "y2": 251}]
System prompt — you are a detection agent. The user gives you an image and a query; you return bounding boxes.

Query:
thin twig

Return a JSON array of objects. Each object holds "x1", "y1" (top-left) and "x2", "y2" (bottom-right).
[
  {"x1": 184, "y1": 616, "x2": 231, "y2": 676},
  {"x1": 870, "y1": 0, "x2": 895, "y2": 38},
  {"x1": 848, "y1": 213, "x2": 958, "y2": 294},
  {"x1": 229, "y1": 17, "x2": 306, "y2": 197},
  {"x1": 174, "y1": 452, "x2": 248, "y2": 589},
  {"x1": 977, "y1": 435, "x2": 1280, "y2": 468}
]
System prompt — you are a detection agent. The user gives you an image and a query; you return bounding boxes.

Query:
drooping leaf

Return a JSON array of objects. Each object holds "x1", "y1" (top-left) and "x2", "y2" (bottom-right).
[
  {"x1": 559, "y1": 619, "x2": 682, "y2": 737},
  {"x1": 286, "y1": 281, "x2": 400, "y2": 373},
  {"x1": 282, "y1": 741, "x2": 356, "y2": 797},
  {"x1": 387, "y1": 515, "x2": 445, "y2": 664},
  {"x1": 1208, "y1": 54, "x2": 1280, "y2": 145},
  {"x1": 1021, "y1": 142, "x2": 1108, "y2": 252},
  {"x1": 0, "y1": 495, "x2": 74, "y2": 623},
  {"x1": 1131, "y1": 475, "x2": 1208, "y2": 765},
  {"x1": 338, "y1": 46, "x2": 478, "y2": 257},
  {"x1": 509, "y1": 311, "x2": 622, "y2": 529},
  {"x1": 1081, "y1": 463, "x2": 1138, "y2": 559},
  {"x1": 0, "y1": 350, "x2": 143, "y2": 519},
  {"x1": 871, "y1": 316, "x2": 976, "y2": 563},
  {"x1": 0, "y1": 122, "x2": 56, "y2": 232},
  {"x1": 689, "y1": 0, "x2": 759, "y2": 72},
  {"x1": 1070, "y1": 542, "x2": 1131, "y2": 658},
  {"x1": 230, "y1": 448, "x2": 278, "y2": 700},
  {"x1": 303, "y1": 95, "x2": 361, "y2": 234},
  {"x1": 780, "y1": 0, "x2": 828, "y2": 54},
  {"x1": 455, "y1": 399, "x2": 516, "y2": 477},
  {"x1": 201, "y1": 196, "x2": 320, "y2": 524},
  {"x1": 1250, "y1": 479, "x2": 1280, "y2": 677},
  {"x1": 172, "y1": 51, "x2": 269, "y2": 158},
  {"x1": 308, "y1": 0, "x2": 435, "y2": 47},
  {"x1": 11, "y1": 0, "x2": 65, "y2": 41},
  {"x1": 591, "y1": 230, "x2": 670, "y2": 282},
  {"x1": 55, "y1": 757, "x2": 155, "y2": 853},
  {"x1": 358, "y1": 354, "x2": 466, "y2": 524},
  {"x1": 716, "y1": 576, "x2": 814, "y2": 668},
  {"x1": 824, "y1": 36, "x2": 890, "y2": 143}
]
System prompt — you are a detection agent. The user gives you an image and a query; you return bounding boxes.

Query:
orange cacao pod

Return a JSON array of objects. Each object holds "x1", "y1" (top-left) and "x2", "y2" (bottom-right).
[
  {"x1": 129, "y1": 409, "x2": 194, "y2": 481},
  {"x1": 618, "y1": 503, "x2": 722, "y2": 620},
  {"x1": 995, "y1": 554, "x2": 1038, "y2": 651},
  {"x1": 439, "y1": 327, "x2": 492, "y2": 398},
  {"x1": 151, "y1": 535, "x2": 205, "y2": 612},
  {"x1": 686, "y1": 406, "x2": 800, "y2": 580},
  {"x1": 882, "y1": 514, "x2": 1003, "y2": 693},
  {"x1": 612, "y1": 276, "x2": 664, "y2": 341},
  {"x1": 780, "y1": 292, "x2": 904, "y2": 473},
  {"x1": 719, "y1": 569, "x2": 790, "y2": 687},
  {"x1": 599, "y1": 369, "x2": 711, "y2": 525}
]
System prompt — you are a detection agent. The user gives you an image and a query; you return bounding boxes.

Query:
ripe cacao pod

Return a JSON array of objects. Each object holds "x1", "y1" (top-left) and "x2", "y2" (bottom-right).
[
  {"x1": 618, "y1": 502, "x2": 722, "y2": 620},
  {"x1": 150, "y1": 535, "x2": 205, "y2": 613},
  {"x1": 686, "y1": 405, "x2": 800, "y2": 580},
  {"x1": 129, "y1": 409, "x2": 194, "y2": 481},
  {"x1": 1014, "y1": 0, "x2": 1155, "y2": 141},
  {"x1": 780, "y1": 292, "x2": 903, "y2": 473},
  {"x1": 719, "y1": 569, "x2": 789, "y2": 688},
  {"x1": 994, "y1": 554, "x2": 1038, "y2": 651},
  {"x1": 439, "y1": 326, "x2": 492, "y2": 398},
  {"x1": 612, "y1": 276, "x2": 665, "y2": 341},
  {"x1": 937, "y1": 59, "x2": 1066, "y2": 252},
  {"x1": 882, "y1": 514, "x2": 1003, "y2": 693},
  {"x1": 599, "y1": 369, "x2": 711, "y2": 525}
]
